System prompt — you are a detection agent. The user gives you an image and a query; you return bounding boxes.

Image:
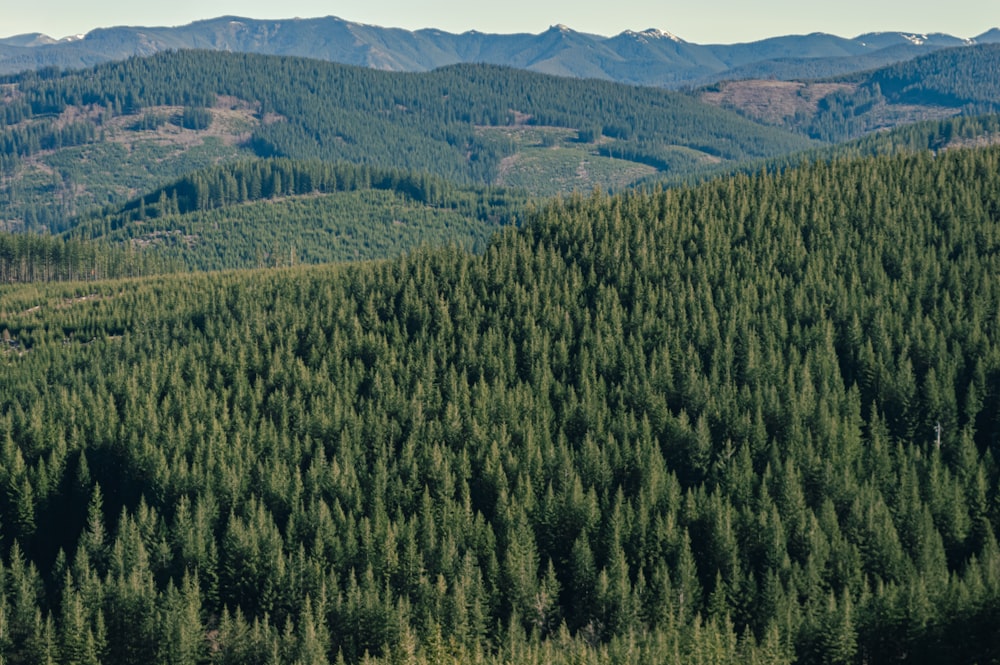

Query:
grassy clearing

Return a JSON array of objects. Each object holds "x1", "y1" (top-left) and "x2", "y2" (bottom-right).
[
  {"x1": 99, "y1": 188, "x2": 505, "y2": 271},
  {"x1": 480, "y1": 126, "x2": 658, "y2": 195},
  {"x1": 1, "y1": 103, "x2": 257, "y2": 231},
  {"x1": 497, "y1": 145, "x2": 657, "y2": 195}
]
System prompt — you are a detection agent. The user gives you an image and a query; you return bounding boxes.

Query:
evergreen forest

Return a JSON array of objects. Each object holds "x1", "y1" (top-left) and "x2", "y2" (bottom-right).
[
  {"x1": 0, "y1": 143, "x2": 998, "y2": 665},
  {"x1": 63, "y1": 159, "x2": 526, "y2": 272},
  {"x1": 774, "y1": 44, "x2": 1000, "y2": 142},
  {"x1": 0, "y1": 51, "x2": 814, "y2": 233}
]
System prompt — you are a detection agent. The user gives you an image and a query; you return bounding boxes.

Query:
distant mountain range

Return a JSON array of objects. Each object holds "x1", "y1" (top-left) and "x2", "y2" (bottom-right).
[{"x1": 1, "y1": 16, "x2": 998, "y2": 86}]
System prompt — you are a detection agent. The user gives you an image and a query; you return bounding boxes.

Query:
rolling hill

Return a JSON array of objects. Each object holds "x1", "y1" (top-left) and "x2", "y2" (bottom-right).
[
  {"x1": 62, "y1": 158, "x2": 528, "y2": 272},
  {"x1": 0, "y1": 17, "x2": 999, "y2": 665},
  {"x1": 700, "y1": 43, "x2": 1000, "y2": 142},
  {"x1": 0, "y1": 50, "x2": 815, "y2": 232},
  {"x1": 0, "y1": 143, "x2": 998, "y2": 665}
]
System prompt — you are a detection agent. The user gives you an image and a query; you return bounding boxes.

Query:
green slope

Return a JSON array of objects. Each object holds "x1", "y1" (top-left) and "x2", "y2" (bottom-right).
[
  {"x1": 701, "y1": 44, "x2": 1000, "y2": 143},
  {"x1": 78, "y1": 189, "x2": 511, "y2": 271},
  {"x1": 0, "y1": 51, "x2": 816, "y2": 231},
  {"x1": 644, "y1": 113, "x2": 1000, "y2": 189},
  {"x1": 1, "y1": 145, "x2": 999, "y2": 664},
  {"x1": 64, "y1": 158, "x2": 525, "y2": 272}
]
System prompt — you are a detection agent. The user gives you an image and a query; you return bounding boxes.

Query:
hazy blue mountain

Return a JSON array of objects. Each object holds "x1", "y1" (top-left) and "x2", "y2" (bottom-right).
[
  {"x1": 694, "y1": 43, "x2": 934, "y2": 85},
  {"x1": 705, "y1": 32, "x2": 869, "y2": 67},
  {"x1": 1, "y1": 16, "x2": 994, "y2": 86},
  {"x1": 852, "y1": 31, "x2": 972, "y2": 49},
  {"x1": 0, "y1": 33, "x2": 60, "y2": 47},
  {"x1": 599, "y1": 29, "x2": 727, "y2": 85},
  {"x1": 975, "y1": 28, "x2": 1000, "y2": 43}
]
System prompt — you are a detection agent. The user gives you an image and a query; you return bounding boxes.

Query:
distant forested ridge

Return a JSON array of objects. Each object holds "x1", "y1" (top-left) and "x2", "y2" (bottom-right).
[
  {"x1": 0, "y1": 159, "x2": 525, "y2": 278},
  {"x1": 800, "y1": 44, "x2": 1000, "y2": 141},
  {"x1": 860, "y1": 43, "x2": 1000, "y2": 107},
  {"x1": 85, "y1": 159, "x2": 507, "y2": 223},
  {"x1": 0, "y1": 145, "x2": 998, "y2": 664},
  {"x1": 0, "y1": 50, "x2": 813, "y2": 182},
  {"x1": 697, "y1": 44, "x2": 1000, "y2": 148},
  {"x1": 10, "y1": 44, "x2": 1000, "y2": 233},
  {"x1": 677, "y1": 114, "x2": 1000, "y2": 188}
]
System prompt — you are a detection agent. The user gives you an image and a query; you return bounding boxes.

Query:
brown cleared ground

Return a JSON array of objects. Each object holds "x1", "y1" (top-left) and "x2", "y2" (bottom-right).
[
  {"x1": 700, "y1": 80, "x2": 855, "y2": 125},
  {"x1": 0, "y1": 97, "x2": 266, "y2": 229},
  {"x1": 100, "y1": 97, "x2": 267, "y2": 148}
]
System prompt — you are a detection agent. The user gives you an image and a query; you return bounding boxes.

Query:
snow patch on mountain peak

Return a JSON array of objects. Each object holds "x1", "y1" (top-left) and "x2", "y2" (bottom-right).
[{"x1": 622, "y1": 28, "x2": 684, "y2": 44}]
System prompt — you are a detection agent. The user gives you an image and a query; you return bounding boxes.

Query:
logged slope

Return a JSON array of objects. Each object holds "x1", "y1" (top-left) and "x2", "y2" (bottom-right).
[
  {"x1": 0, "y1": 50, "x2": 815, "y2": 231},
  {"x1": 701, "y1": 44, "x2": 1000, "y2": 142},
  {"x1": 1, "y1": 146, "x2": 999, "y2": 664}
]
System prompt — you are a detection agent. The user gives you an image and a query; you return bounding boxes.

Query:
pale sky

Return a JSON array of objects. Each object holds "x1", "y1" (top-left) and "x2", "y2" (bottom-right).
[{"x1": 2, "y1": 0, "x2": 996, "y2": 44}]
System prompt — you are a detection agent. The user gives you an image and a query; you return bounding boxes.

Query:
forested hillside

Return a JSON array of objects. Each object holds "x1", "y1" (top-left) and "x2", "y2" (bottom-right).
[
  {"x1": 0, "y1": 159, "x2": 523, "y2": 279},
  {"x1": 733, "y1": 113, "x2": 1000, "y2": 177},
  {"x1": 0, "y1": 232, "x2": 179, "y2": 283},
  {"x1": 805, "y1": 44, "x2": 1000, "y2": 141},
  {"x1": 66, "y1": 159, "x2": 526, "y2": 271},
  {"x1": 700, "y1": 44, "x2": 1000, "y2": 143},
  {"x1": 860, "y1": 43, "x2": 1000, "y2": 107},
  {"x1": 6, "y1": 44, "x2": 998, "y2": 234},
  {"x1": 0, "y1": 51, "x2": 814, "y2": 231},
  {"x1": 0, "y1": 145, "x2": 998, "y2": 664},
  {"x1": 13, "y1": 112, "x2": 999, "y2": 279},
  {"x1": 634, "y1": 113, "x2": 1000, "y2": 193}
]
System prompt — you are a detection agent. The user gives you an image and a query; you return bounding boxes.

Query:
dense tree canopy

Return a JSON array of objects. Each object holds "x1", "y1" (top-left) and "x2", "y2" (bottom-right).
[{"x1": 0, "y1": 145, "x2": 998, "y2": 664}]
